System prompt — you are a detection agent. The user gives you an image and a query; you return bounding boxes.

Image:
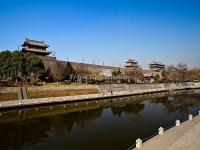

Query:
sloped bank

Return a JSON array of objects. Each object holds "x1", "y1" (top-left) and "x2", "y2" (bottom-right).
[{"x1": 0, "y1": 84, "x2": 100, "y2": 101}]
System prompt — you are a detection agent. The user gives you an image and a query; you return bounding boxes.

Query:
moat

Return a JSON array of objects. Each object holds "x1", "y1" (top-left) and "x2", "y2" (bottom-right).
[{"x1": 0, "y1": 90, "x2": 200, "y2": 150}]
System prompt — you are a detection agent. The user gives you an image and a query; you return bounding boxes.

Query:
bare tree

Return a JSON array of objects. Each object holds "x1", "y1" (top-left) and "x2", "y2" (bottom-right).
[
  {"x1": 50, "y1": 61, "x2": 66, "y2": 82},
  {"x1": 74, "y1": 63, "x2": 91, "y2": 83},
  {"x1": 167, "y1": 65, "x2": 178, "y2": 82},
  {"x1": 166, "y1": 63, "x2": 188, "y2": 83},
  {"x1": 186, "y1": 69, "x2": 200, "y2": 81},
  {"x1": 124, "y1": 67, "x2": 143, "y2": 83},
  {"x1": 176, "y1": 63, "x2": 188, "y2": 82}
]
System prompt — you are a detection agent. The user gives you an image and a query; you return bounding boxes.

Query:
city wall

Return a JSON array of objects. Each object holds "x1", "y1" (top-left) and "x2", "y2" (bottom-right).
[{"x1": 41, "y1": 56, "x2": 121, "y2": 76}]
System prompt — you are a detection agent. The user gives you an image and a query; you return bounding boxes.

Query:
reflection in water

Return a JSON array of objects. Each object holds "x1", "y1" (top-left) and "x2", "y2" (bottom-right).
[
  {"x1": 151, "y1": 91, "x2": 200, "y2": 115},
  {"x1": 112, "y1": 101, "x2": 145, "y2": 117},
  {"x1": 0, "y1": 108, "x2": 103, "y2": 150},
  {"x1": 0, "y1": 89, "x2": 199, "y2": 150},
  {"x1": 0, "y1": 118, "x2": 50, "y2": 150}
]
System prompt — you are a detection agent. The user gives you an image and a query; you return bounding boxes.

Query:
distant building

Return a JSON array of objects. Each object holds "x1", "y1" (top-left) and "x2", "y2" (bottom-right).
[
  {"x1": 144, "y1": 61, "x2": 166, "y2": 83},
  {"x1": 143, "y1": 70, "x2": 154, "y2": 83},
  {"x1": 149, "y1": 61, "x2": 165, "y2": 73},
  {"x1": 125, "y1": 59, "x2": 139, "y2": 68},
  {"x1": 21, "y1": 38, "x2": 52, "y2": 56}
]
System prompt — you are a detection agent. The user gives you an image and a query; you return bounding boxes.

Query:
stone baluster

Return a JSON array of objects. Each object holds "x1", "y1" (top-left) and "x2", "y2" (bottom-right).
[
  {"x1": 189, "y1": 114, "x2": 193, "y2": 120},
  {"x1": 158, "y1": 127, "x2": 164, "y2": 135},
  {"x1": 176, "y1": 120, "x2": 181, "y2": 127},
  {"x1": 136, "y1": 138, "x2": 142, "y2": 149}
]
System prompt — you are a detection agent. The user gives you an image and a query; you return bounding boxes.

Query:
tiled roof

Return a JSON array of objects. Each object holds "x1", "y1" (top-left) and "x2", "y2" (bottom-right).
[
  {"x1": 125, "y1": 59, "x2": 138, "y2": 64},
  {"x1": 149, "y1": 61, "x2": 165, "y2": 66},
  {"x1": 22, "y1": 38, "x2": 49, "y2": 47}
]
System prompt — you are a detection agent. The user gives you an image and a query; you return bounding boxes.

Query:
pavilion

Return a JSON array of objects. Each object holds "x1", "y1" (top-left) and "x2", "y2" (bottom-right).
[{"x1": 21, "y1": 38, "x2": 52, "y2": 56}]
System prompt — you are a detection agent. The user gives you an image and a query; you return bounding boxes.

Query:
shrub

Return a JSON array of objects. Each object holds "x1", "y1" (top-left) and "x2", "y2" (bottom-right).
[{"x1": 30, "y1": 78, "x2": 39, "y2": 85}]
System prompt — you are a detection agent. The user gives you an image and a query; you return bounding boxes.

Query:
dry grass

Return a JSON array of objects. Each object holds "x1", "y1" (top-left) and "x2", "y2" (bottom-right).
[
  {"x1": 39, "y1": 82, "x2": 82, "y2": 87},
  {"x1": 28, "y1": 88, "x2": 100, "y2": 99},
  {"x1": 0, "y1": 93, "x2": 18, "y2": 101}
]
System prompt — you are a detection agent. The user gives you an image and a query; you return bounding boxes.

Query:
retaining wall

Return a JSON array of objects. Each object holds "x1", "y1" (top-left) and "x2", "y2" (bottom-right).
[
  {"x1": 28, "y1": 84, "x2": 100, "y2": 92},
  {"x1": 0, "y1": 87, "x2": 19, "y2": 93},
  {"x1": 98, "y1": 82, "x2": 200, "y2": 93},
  {"x1": 0, "y1": 84, "x2": 100, "y2": 93}
]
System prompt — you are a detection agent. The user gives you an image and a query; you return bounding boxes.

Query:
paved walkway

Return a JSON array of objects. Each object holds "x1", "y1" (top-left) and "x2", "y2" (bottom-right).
[{"x1": 133, "y1": 115, "x2": 200, "y2": 150}]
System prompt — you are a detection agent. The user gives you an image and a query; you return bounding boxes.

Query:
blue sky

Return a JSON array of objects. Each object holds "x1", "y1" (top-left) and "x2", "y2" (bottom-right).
[{"x1": 0, "y1": 0, "x2": 200, "y2": 69}]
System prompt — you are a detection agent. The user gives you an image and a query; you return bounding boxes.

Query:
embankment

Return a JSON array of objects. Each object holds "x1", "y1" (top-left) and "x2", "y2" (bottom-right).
[{"x1": 0, "y1": 82, "x2": 199, "y2": 109}]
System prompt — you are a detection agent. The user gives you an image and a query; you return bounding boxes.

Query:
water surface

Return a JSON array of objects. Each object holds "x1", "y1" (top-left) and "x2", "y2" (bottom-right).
[{"x1": 0, "y1": 90, "x2": 200, "y2": 150}]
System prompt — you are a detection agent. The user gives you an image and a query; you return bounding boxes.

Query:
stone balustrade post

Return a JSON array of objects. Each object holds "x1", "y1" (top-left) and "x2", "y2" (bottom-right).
[
  {"x1": 176, "y1": 120, "x2": 181, "y2": 127},
  {"x1": 189, "y1": 114, "x2": 193, "y2": 120},
  {"x1": 136, "y1": 138, "x2": 142, "y2": 149},
  {"x1": 158, "y1": 127, "x2": 164, "y2": 135},
  {"x1": 199, "y1": 110, "x2": 200, "y2": 115}
]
